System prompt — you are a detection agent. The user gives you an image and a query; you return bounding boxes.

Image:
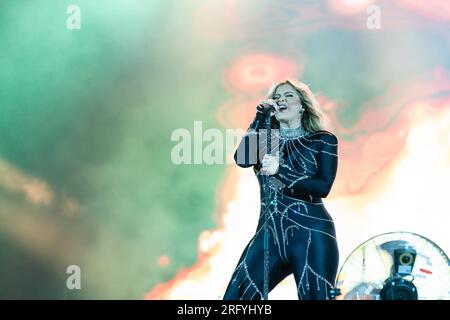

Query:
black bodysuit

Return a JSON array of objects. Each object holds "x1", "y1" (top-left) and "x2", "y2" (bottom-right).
[{"x1": 223, "y1": 112, "x2": 339, "y2": 300}]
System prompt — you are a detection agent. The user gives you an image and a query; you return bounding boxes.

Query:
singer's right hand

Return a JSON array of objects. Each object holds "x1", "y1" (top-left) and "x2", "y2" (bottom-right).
[{"x1": 256, "y1": 99, "x2": 277, "y2": 116}]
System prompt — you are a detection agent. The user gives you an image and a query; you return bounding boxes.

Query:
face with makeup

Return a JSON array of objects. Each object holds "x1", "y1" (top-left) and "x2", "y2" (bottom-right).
[{"x1": 272, "y1": 83, "x2": 304, "y2": 127}]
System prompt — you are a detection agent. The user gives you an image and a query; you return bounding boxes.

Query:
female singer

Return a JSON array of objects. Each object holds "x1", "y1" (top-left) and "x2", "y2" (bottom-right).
[{"x1": 223, "y1": 79, "x2": 339, "y2": 300}]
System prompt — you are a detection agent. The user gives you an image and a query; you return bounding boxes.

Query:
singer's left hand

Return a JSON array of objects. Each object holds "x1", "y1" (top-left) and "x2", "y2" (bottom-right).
[{"x1": 260, "y1": 153, "x2": 280, "y2": 175}]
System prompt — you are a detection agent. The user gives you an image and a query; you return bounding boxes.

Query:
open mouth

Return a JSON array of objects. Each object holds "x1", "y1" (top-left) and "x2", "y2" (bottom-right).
[{"x1": 278, "y1": 105, "x2": 288, "y2": 112}]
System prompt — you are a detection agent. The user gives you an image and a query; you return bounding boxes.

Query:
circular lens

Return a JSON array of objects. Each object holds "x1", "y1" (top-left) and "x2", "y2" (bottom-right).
[{"x1": 399, "y1": 252, "x2": 412, "y2": 265}]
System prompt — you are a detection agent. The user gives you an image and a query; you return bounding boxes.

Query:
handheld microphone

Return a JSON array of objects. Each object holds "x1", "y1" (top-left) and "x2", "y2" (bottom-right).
[{"x1": 257, "y1": 101, "x2": 278, "y2": 114}]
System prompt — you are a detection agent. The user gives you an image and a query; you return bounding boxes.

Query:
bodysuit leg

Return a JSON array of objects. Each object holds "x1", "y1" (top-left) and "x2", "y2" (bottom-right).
[
  {"x1": 290, "y1": 229, "x2": 339, "y2": 300},
  {"x1": 223, "y1": 229, "x2": 291, "y2": 300}
]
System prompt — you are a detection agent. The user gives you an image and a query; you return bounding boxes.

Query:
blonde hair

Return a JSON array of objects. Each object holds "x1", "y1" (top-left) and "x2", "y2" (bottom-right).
[{"x1": 267, "y1": 79, "x2": 324, "y2": 132}]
